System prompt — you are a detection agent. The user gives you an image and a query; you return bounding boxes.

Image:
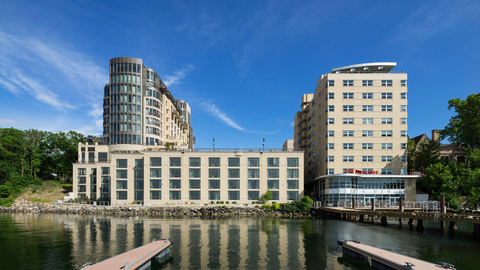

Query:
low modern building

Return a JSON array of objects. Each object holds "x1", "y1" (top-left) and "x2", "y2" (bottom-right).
[
  {"x1": 73, "y1": 143, "x2": 304, "y2": 205},
  {"x1": 294, "y1": 62, "x2": 419, "y2": 206}
]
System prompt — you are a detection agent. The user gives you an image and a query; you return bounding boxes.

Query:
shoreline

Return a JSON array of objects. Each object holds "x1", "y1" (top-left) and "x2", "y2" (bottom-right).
[{"x1": 0, "y1": 199, "x2": 311, "y2": 217}]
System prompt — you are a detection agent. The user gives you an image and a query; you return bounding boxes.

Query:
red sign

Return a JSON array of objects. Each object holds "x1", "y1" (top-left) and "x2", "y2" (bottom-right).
[{"x1": 343, "y1": 169, "x2": 379, "y2": 174}]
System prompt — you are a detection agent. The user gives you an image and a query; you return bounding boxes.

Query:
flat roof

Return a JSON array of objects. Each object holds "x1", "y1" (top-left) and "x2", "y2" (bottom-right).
[
  {"x1": 314, "y1": 173, "x2": 420, "y2": 181},
  {"x1": 331, "y1": 62, "x2": 397, "y2": 73}
]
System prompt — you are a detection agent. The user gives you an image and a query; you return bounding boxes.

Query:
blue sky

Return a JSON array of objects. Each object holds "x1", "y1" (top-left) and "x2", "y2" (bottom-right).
[{"x1": 0, "y1": 0, "x2": 479, "y2": 148}]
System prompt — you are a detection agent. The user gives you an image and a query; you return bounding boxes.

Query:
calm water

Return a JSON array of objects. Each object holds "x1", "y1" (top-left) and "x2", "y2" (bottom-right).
[{"x1": 0, "y1": 213, "x2": 479, "y2": 269}]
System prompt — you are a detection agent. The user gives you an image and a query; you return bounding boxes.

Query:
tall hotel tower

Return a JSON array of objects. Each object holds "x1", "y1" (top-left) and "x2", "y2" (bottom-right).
[
  {"x1": 294, "y1": 63, "x2": 418, "y2": 206},
  {"x1": 104, "y1": 57, "x2": 193, "y2": 150}
]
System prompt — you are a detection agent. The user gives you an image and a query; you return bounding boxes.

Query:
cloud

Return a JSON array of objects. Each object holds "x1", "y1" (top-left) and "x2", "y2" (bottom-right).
[
  {"x1": 163, "y1": 64, "x2": 195, "y2": 87},
  {"x1": 201, "y1": 101, "x2": 245, "y2": 131},
  {"x1": 0, "y1": 118, "x2": 19, "y2": 126}
]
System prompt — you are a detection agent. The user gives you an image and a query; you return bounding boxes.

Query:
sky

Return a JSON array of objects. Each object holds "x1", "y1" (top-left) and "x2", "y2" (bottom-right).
[{"x1": 0, "y1": 0, "x2": 479, "y2": 148}]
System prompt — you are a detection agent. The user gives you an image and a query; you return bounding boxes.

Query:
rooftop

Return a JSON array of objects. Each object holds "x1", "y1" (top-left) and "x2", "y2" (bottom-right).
[{"x1": 331, "y1": 62, "x2": 397, "y2": 73}]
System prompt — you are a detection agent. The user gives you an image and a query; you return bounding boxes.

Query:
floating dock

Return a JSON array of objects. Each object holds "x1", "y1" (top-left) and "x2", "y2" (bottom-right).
[
  {"x1": 338, "y1": 240, "x2": 455, "y2": 270},
  {"x1": 82, "y1": 239, "x2": 172, "y2": 270}
]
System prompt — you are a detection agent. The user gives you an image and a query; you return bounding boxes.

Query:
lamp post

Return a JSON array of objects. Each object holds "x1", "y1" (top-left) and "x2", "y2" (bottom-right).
[
  {"x1": 213, "y1": 138, "x2": 215, "y2": 151},
  {"x1": 263, "y1": 138, "x2": 265, "y2": 151}
]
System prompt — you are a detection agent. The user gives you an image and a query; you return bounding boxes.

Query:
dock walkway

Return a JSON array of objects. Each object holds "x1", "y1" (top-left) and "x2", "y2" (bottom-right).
[{"x1": 83, "y1": 239, "x2": 172, "y2": 270}]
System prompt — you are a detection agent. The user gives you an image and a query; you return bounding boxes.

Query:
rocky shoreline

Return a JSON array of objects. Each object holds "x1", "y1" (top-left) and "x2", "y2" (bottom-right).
[{"x1": 0, "y1": 200, "x2": 311, "y2": 217}]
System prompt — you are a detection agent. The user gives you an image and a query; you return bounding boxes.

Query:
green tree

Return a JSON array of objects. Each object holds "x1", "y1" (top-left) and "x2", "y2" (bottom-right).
[
  {"x1": 262, "y1": 189, "x2": 272, "y2": 204},
  {"x1": 415, "y1": 139, "x2": 440, "y2": 174}
]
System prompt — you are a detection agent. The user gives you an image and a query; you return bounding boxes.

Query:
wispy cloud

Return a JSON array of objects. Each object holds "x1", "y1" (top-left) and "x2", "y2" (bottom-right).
[
  {"x1": 0, "y1": 118, "x2": 19, "y2": 126},
  {"x1": 163, "y1": 64, "x2": 195, "y2": 87},
  {"x1": 201, "y1": 101, "x2": 245, "y2": 131}
]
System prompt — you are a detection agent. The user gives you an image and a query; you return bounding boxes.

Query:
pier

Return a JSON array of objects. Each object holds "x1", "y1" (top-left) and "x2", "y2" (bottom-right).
[
  {"x1": 338, "y1": 240, "x2": 455, "y2": 270},
  {"x1": 82, "y1": 239, "x2": 172, "y2": 270}
]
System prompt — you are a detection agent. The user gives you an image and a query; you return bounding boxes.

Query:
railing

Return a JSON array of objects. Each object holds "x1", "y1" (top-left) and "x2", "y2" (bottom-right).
[
  {"x1": 331, "y1": 200, "x2": 449, "y2": 212},
  {"x1": 311, "y1": 201, "x2": 322, "y2": 208},
  {"x1": 194, "y1": 148, "x2": 288, "y2": 152}
]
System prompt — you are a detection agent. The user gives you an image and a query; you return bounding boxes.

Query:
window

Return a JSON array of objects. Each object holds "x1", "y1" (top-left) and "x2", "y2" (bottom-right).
[
  {"x1": 381, "y1": 80, "x2": 392, "y2": 86},
  {"x1": 150, "y1": 179, "x2": 161, "y2": 189},
  {"x1": 117, "y1": 191, "x2": 127, "y2": 200},
  {"x1": 401, "y1": 105, "x2": 407, "y2": 112},
  {"x1": 209, "y1": 180, "x2": 220, "y2": 189},
  {"x1": 401, "y1": 92, "x2": 407, "y2": 99},
  {"x1": 326, "y1": 105, "x2": 334, "y2": 112},
  {"x1": 268, "y1": 180, "x2": 279, "y2": 189},
  {"x1": 381, "y1": 130, "x2": 393, "y2": 137},
  {"x1": 326, "y1": 118, "x2": 334, "y2": 125},
  {"x1": 228, "y1": 169, "x2": 240, "y2": 178},
  {"x1": 401, "y1": 156, "x2": 407, "y2": 163},
  {"x1": 189, "y1": 180, "x2": 200, "y2": 189},
  {"x1": 150, "y1": 168, "x2": 161, "y2": 178},
  {"x1": 343, "y1": 130, "x2": 354, "y2": 137},
  {"x1": 189, "y1": 191, "x2": 200, "y2": 200},
  {"x1": 362, "y1": 143, "x2": 373, "y2": 150},
  {"x1": 343, "y1": 156, "x2": 354, "y2": 162},
  {"x1": 326, "y1": 143, "x2": 334, "y2": 150},
  {"x1": 248, "y1": 169, "x2": 259, "y2": 178},
  {"x1": 248, "y1": 158, "x2": 259, "y2": 167},
  {"x1": 287, "y1": 191, "x2": 298, "y2": 201},
  {"x1": 170, "y1": 157, "x2": 181, "y2": 167},
  {"x1": 150, "y1": 190, "x2": 161, "y2": 200},
  {"x1": 228, "y1": 157, "x2": 240, "y2": 167},
  {"x1": 116, "y1": 159, "x2": 127, "y2": 168},
  {"x1": 248, "y1": 180, "x2": 259, "y2": 189},
  {"x1": 116, "y1": 180, "x2": 127, "y2": 189},
  {"x1": 326, "y1": 156, "x2": 334, "y2": 162},
  {"x1": 362, "y1": 156, "x2": 373, "y2": 162},
  {"x1": 343, "y1": 143, "x2": 354, "y2": 150},
  {"x1": 287, "y1": 169, "x2": 299, "y2": 178},
  {"x1": 326, "y1": 130, "x2": 334, "y2": 137},
  {"x1": 209, "y1": 157, "x2": 220, "y2": 167},
  {"x1": 401, "y1": 130, "x2": 407, "y2": 137},
  {"x1": 209, "y1": 169, "x2": 220, "y2": 178},
  {"x1": 381, "y1": 168, "x2": 393, "y2": 175},
  {"x1": 135, "y1": 191, "x2": 144, "y2": 201},
  {"x1": 189, "y1": 157, "x2": 201, "y2": 167},
  {"x1": 362, "y1": 130, "x2": 373, "y2": 137},
  {"x1": 401, "y1": 118, "x2": 407, "y2": 124},
  {"x1": 400, "y1": 168, "x2": 407, "y2": 175},
  {"x1": 343, "y1": 80, "x2": 354, "y2": 86},
  {"x1": 287, "y1": 158, "x2": 299, "y2": 167},
  {"x1": 326, "y1": 168, "x2": 334, "y2": 175},
  {"x1": 343, "y1": 105, "x2": 354, "y2": 112},
  {"x1": 382, "y1": 156, "x2": 393, "y2": 162},
  {"x1": 248, "y1": 191, "x2": 259, "y2": 200},
  {"x1": 267, "y1": 169, "x2": 279, "y2": 178},
  {"x1": 209, "y1": 191, "x2": 220, "y2": 200},
  {"x1": 362, "y1": 80, "x2": 373, "y2": 87},
  {"x1": 189, "y1": 168, "x2": 201, "y2": 178},
  {"x1": 228, "y1": 191, "x2": 240, "y2": 200},
  {"x1": 116, "y1": 170, "x2": 127, "y2": 179},
  {"x1": 169, "y1": 168, "x2": 181, "y2": 178},
  {"x1": 287, "y1": 180, "x2": 299, "y2": 189},
  {"x1": 327, "y1": 80, "x2": 335, "y2": 87},
  {"x1": 401, "y1": 143, "x2": 407, "y2": 150},
  {"x1": 362, "y1": 105, "x2": 373, "y2": 112},
  {"x1": 343, "y1": 118, "x2": 354, "y2": 124},
  {"x1": 381, "y1": 118, "x2": 392, "y2": 124},
  {"x1": 381, "y1": 105, "x2": 392, "y2": 112},
  {"x1": 98, "y1": 152, "x2": 108, "y2": 162},
  {"x1": 228, "y1": 180, "x2": 240, "y2": 189},
  {"x1": 401, "y1": 80, "x2": 407, "y2": 86},
  {"x1": 150, "y1": 157, "x2": 161, "y2": 166},
  {"x1": 267, "y1": 158, "x2": 279, "y2": 167},
  {"x1": 381, "y1": 93, "x2": 392, "y2": 99},
  {"x1": 78, "y1": 168, "x2": 87, "y2": 175},
  {"x1": 382, "y1": 143, "x2": 393, "y2": 150},
  {"x1": 170, "y1": 191, "x2": 181, "y2": 200},
  {"x1": 170, "y1": 179, "x2": 181, "y2": 189},
  {"x1": 362, "y1": 118, "x2": 373, "y2": 124},
  {"x1": 343, "y1": 93, "x2": 354, "y2": 99},
  {"x1": 271, "y1": 191, "x2": 279, "y2": 200},
  {"x1": 326, "y1": 92, "x2": 334, "y2": 100}
]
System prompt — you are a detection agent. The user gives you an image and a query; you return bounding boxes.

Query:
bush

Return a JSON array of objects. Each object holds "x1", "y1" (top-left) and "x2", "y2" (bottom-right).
[
  {"x1": 211, "y1": 201, "x2": 215, "y2": 204},
  {"x1": 226, "y1": 201, "x2": 229, "y2": 204},
  {"x1": 449, "y1": 198, "x2": 461, "y2": 211},
  {"x1": 233, "y1": 201, "x2": 237, "y2": 204},
  {"x1": 263, "y1": 204, "x2": 272, "y2": 210},
  {"x1": 273, "y1": 204, "x2": 280, "y2": 210}
]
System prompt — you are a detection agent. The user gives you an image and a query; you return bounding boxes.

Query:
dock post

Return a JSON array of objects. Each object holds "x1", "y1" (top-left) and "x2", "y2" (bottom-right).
[
  {"x1": 416, "y1": 219, "x2": 424, "y2": 230},
  {"x1": 399, "y1": 198, "x2": 404, "y2": 212},
  {"x1": 352, "y1": 200, "x2": 356, "y2": 210},
  {"x1": 371, "y1": 215, "x2": 374, "y2": 223},
  {"x1": 449, "y1": 221, "x2": 457, "y2": 230},
  {"x1": 359, "y1": 215, "x2": 364, "y2": 223},
  {"x1": 408, "y1": 218, "x2": 414, "y2": 225},
  {"x1": 473, "y1": 224, "x2": 480, "y2": 236},
  {"x1": 399, "y1": 217, "x2": 403, "y2": 224},
  {"x1": 440, "y1": 195, "x2": 446, "y2": 228},
  {"x1": 381, "y1": 216, "x2": 388, "y2": 226},
  {"x1": 371, "y1": 198, "x2": 375, "y2": 211}
]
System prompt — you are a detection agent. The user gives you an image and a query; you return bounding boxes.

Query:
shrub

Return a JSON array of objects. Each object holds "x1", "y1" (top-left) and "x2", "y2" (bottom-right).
[
  {"x1": 273, "y1": 204, "x2": 280, "y2": 210},
  {"x1": 211, "y1": 201, "x2": 215, "y2": 204},
  {"x1": 264, "y1": 204, "x2": 272, "y2": 210},
  {"x1": 226, "y1": 201, "x2": 229, "y2": 204}
]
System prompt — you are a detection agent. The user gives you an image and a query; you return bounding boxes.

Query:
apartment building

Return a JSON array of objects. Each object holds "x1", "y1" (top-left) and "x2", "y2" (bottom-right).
[
  {"x1": 294, "y1": 63, "x2": 418, "y2": 206},
  {"x1": 104, "y1": 57, "x2": 193, "y2": 150}
]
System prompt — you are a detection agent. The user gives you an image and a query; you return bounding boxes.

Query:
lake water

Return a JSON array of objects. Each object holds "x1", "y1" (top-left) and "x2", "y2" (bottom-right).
[{"x1": 0, "y1": 213, "x2": 478, "y2": 269}]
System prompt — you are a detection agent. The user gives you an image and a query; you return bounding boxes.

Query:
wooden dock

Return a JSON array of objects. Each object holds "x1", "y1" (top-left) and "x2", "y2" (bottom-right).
[
  {"x1": 82, "y1": 239, "x2": 172, "y2": 270},
  {"x1": 338, "y1": 240, "x2": 455, "y2": 270}
]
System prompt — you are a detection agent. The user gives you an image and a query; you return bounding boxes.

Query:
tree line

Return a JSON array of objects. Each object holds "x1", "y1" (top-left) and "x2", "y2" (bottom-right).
[
  {"x1": 411, "y1": 93, "x2": 480, "y2": 210},
  {"x1": 0, "y1": 128, "x2": 92, "y2": 198}
]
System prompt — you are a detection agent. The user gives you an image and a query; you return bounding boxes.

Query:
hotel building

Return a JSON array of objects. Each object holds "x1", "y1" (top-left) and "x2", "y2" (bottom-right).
[
  {"x1": 294, "y1": 63, "x2": 418, "y2": 206},
  {"x1": 72, "y1": 57, "x2": 304, "y2": 205}
]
